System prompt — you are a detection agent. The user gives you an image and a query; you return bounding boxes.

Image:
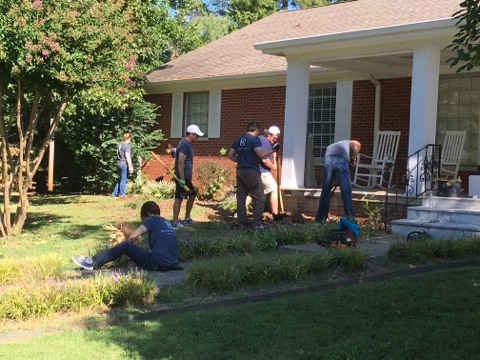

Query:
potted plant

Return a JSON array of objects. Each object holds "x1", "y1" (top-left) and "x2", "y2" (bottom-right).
[{"x1": 434, "y1": 175, "x2": 462, "y2": 197}]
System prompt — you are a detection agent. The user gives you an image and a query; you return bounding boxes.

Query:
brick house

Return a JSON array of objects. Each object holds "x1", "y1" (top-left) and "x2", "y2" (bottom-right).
[{"x1": 143, "y1": 0, "x2": 480, "y2": 216}]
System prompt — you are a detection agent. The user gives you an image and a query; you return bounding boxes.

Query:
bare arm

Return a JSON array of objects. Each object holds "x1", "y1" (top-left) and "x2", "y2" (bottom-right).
[
  {"x1": 128, "y1": 224, "x2": 147, "y2": 243},
  {"x1": 125, "y1": 152, "x2": 133, "y2": 170},
  {"x1": 177, "y1": 152, "x2": 186, "y2": 179},
  {"x1": 254, "y1": 147, "x2": 273, "y2": 159},
  {"x1": 228, "y1": 148, "x2": 237, "y2": 163},
  {"x1": 350, "y1": 141, "x2": 362, "y2": 165},
  {"x1": 261, "y1": 156, "x2": 276, "y2": 170}
]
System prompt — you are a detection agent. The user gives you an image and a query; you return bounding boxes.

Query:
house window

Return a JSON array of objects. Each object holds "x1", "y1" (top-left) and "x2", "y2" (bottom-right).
[
  {"x1": 186, "y1": 91, "x2": 209, "y2": 137},
  {"x1": 437, "y1": 75, "x2": 480, "y2": 166},
  {"x1": 307, "y1": 83, "x2": 336, "y2": 160}
]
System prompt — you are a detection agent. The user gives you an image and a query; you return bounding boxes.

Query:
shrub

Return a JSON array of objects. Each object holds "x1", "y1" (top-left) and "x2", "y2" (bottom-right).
[
  {"x1": 217, "y1": 185, "x2": 237, "y2": 213},
  {"x1": 0, "y1": 253, "x2": 64, "y2": 284},
  {"x1": 0, "y1": 270, "x2": 156, "y2": 320},
  {"x1": 179, "y1": 236, "x2": 253, "y2": 261},
  {"x1": 195, "y1": 161, "x2": 228, "y2": 200},
  {"x1": 387, "y1": 236, "x2": 480, "y2": 263},
  {"x1": 185, "y1": 249, "x2": 369, "y2": 292},
  {"x1": 127, "y1": 173, "x2": 175, "y2": 199}
]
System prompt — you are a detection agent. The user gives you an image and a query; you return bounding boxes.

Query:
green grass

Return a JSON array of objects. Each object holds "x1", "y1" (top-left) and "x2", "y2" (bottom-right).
[
  {"x1": 0, "y1": 195, "x2": 143, "y2": 260},
  {"x1": 2, "y1": 194, "x2": 480, "y2": 358},
  {"x1": 1, "y1": 266, "x2": 480, "y2": 359}
]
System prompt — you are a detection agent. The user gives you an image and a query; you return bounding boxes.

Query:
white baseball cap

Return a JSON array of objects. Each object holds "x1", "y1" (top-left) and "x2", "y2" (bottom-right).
[
  {"x1": 268, "y1": 126, "x2": 280, "y2": 136},
  {"x1": 186, "y1": 124, "x2": 204, "y2": 137}
]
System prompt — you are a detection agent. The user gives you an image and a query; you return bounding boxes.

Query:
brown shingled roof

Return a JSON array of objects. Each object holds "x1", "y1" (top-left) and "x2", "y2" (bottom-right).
[{"x1": 146, "y1": 0, "x2": 461, "y2": 83}]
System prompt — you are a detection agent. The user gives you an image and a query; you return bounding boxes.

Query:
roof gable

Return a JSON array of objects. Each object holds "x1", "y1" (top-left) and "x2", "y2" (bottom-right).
[{"x1": 146, "y1": 0, "x2": 461, "y2": 85}]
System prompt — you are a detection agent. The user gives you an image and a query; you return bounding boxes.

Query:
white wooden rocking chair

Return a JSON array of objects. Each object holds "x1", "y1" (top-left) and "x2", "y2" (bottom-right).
[
  {"x1": 439, "y1": 130, "x2": 466, "y2": 179},
  {"x1": 352, "y1": 130, "x2": 401, "y2": 189}
]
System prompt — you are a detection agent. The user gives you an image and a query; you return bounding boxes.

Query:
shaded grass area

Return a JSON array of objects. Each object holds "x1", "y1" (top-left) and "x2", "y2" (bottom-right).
[
  {"x1": 0, "y1": 195, "x2": 143, "y2": 260},
  {"x1": 1, "y1": 266, "x2": 479, "y2": 359}
]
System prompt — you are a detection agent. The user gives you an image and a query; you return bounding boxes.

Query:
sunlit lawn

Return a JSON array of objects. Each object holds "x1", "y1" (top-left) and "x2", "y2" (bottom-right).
[
  {"x1": 1, "y1": 194, "x2": 480, "y2": 359},
  {"x1": 1, "y1": 266, "x2": 479, "y2": 359}
]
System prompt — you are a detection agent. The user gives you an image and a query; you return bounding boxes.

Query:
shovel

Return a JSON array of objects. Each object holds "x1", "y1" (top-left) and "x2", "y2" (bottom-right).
[{"x1": 274, "y1": 153, "x2": 285, "y2": 214}]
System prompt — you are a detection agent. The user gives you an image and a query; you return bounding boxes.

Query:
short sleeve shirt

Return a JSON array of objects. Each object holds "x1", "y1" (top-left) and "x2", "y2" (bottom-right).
[
  {"x1": 142, "y1": 215, "x2": 178, "y2": 266},
  {"x1": 325, "y1": 140, "x2": 350, "y2": 162},
  {"x1": 116, "y1": 141, "x2": 131, "y2": 166},
  {"x1": 231, "y1": 134, "x2": 262, "y2": 171},
  {"x1": 258, "y1": 135, "x2": 272, "y2": 173},
  {"x1": 174, "y1": 138, "x2": 194, "y2": 181}
]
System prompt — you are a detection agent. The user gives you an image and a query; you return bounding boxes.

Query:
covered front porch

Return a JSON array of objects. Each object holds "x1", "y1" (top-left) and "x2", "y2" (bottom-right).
[{"x1": 255, "y1": 19, "x2": 480, "y2": 197}]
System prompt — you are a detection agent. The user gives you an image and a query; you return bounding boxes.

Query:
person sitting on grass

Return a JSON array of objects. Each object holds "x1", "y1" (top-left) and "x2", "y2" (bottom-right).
[{"x1": 72, "y1": 201, "x2": 180, "y2": 271}]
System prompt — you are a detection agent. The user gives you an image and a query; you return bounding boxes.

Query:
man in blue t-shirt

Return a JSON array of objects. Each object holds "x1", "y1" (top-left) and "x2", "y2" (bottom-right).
[
  {"x1": 72, "y1": 201, "x2": 180, "y2": 271},
  {"x1": 228, "y1": 122, "x2": 279, "y2": 229},
  {"x1": 172, "y1": 124, "x2": 204, "y2": 228}
]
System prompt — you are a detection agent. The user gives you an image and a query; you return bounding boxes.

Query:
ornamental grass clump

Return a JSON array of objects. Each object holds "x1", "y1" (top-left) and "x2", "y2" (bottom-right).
[
  {"x1": 0, "y1": 270, "x2": 156, "y2": 321},
  {"x1": 185, "y1": 248, "x2": 368, "y2": 292},
  {"x1": 387, "y1": 236, "x2": 480, "y2": 263},
  {"x1": 0, "y1": 253, "x2": 64, "y2": 284},
  {"x1": 178, "y1": 236, "x2": 253, "y2": 261}
]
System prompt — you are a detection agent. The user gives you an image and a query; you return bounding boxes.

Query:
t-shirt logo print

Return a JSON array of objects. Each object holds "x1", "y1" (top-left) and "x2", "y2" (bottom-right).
[{"x1": 240, "y1": 138, "x2": 247, "y2": 147}]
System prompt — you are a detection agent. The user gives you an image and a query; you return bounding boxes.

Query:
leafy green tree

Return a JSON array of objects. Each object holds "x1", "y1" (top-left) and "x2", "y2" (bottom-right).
[
  {"x1": 448, "y1": 0, "x2": 480, "y2": 72},
  {"x1": 53, "y1": 100, "x2": 164, "y2": 194},
  {"x1": 209, "y1": 0, "x2": 334, "y2": 28},
  {"x1": 0, "y1": 0, "x2": 168, "y2": 235}
]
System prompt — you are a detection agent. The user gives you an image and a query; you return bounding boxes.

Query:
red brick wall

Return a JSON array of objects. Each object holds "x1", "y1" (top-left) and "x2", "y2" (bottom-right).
[
  {"x1": 143, "y1": 87, "x2": 286, "y2": 183},
  {"x1": 352, "y1": 77, "x2": 411, "y2": 163}
]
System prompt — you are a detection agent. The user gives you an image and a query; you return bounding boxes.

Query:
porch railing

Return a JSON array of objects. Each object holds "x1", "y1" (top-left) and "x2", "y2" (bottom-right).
[{"x1": 381, "y1": 144, "x2": 442, "y2": 229}]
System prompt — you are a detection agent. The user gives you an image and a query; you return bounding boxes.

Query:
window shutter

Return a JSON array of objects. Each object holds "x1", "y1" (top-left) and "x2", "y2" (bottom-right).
[
  {"x1": 208, "y1": 90, "x2": 221, "y2": 138},
  {"x1": 171, "y1": 93, "x2": 183, "y2": 138},
  {"x1": 334, "y1": 81, "x2": 353, "y2": 142}
]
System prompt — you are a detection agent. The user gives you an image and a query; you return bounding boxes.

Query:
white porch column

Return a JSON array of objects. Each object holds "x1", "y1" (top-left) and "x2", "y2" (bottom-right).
[
  {"x1": 407, "y1": 46, "x2": 440, "y2": 195},
  {"x1": 282, "y1": 60, "x2": 310, "y2": 188}
]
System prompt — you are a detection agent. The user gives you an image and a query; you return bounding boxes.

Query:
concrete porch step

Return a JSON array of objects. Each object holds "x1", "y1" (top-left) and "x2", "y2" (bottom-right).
[
  {"x1": 391, "y1": 218, "x2": 480, "y2": 239},
  {"x1": 407, "y1": 206, "x2": 480, "y2": 224},
  {"x1": 420, "y1": 196, "x2": 480, "y2": 210}
]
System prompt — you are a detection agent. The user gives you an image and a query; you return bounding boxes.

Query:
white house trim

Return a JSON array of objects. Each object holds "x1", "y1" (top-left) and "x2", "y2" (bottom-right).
[{"x1": 282, "y1": 60, "x2": 310, "y2": 188}]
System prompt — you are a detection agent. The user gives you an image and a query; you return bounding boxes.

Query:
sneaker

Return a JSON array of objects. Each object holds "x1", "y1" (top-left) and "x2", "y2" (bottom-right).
[
  {"x1": 173, "y1": 222, "x2": 185, "y2": 229},
  {"x1": 251, "y1": 223, "x2": 266, "y2": 230},
  {"x1": 72, "y1": 256, "x2": 94, "y2": 271},
  {"x1": 182, "y1": 218, "x2": 196, "y2": 226}
]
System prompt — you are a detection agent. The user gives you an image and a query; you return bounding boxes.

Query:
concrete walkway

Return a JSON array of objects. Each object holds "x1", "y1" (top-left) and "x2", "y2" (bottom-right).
[{"x1": 81, "y1": 236, "x2": 402, "y2": 287}]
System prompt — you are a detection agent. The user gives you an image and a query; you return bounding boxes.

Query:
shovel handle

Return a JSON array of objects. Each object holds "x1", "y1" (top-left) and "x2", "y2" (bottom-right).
[{"x1": 150, "y1": 151, "x2": 190, "y2": 192}]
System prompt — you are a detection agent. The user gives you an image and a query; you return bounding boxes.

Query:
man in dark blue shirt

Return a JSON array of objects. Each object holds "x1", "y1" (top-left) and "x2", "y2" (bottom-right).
[
  {"x1": 228, "y1": 122, "x2": 278, "y2": 229},
  {"x1": 172, "y1": 124, "x2": 204, "y2": 228},
  {"x1": 72, "y1": 201, "x2": 179, "y2": 271}
]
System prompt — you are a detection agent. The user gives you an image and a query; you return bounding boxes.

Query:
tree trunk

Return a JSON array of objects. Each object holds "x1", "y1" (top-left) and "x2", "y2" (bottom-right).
[{"x1": 0, "y1": 79, "x2": 68, "y2": 236}]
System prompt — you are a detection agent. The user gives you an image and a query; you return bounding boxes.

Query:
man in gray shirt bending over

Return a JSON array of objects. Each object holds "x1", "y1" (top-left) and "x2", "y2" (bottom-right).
[{"x1": 315, "y1": 140, "x2": 361, "y2": 223}]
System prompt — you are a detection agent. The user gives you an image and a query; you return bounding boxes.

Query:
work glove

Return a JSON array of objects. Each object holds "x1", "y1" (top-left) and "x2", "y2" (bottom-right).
[
  {"x1": 178, "y1": 178, "x2": 186, "y2": 187},
  {"x1": 272, "y1": 143, "x2": 280, "y2": 152}
]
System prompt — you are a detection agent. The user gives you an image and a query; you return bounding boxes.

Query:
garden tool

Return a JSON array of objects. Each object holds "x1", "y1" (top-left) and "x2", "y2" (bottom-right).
[
  {"x1": 316, "y1": 217, "x2": 359, "y2": 249},
  {"x1": 274, "y1": 153, "x2": 285, "y2": 214},
  {"x1": 150, "y1": 151, "x2": 190, "y2": 192}
]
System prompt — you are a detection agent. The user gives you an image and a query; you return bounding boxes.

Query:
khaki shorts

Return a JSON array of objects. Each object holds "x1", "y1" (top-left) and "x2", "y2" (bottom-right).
[{"x1": 261, "y1": 172, "x2": 277, "y2": 194}]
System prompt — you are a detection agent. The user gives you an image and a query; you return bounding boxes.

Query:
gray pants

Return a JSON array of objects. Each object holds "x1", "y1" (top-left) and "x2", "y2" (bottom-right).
[{"x1": 236, "y1": 168, "x2": 264, "y2": 225}]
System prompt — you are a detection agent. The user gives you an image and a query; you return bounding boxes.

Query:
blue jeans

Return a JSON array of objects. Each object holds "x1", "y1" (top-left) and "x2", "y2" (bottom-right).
[
  {"x1": 315, "y1": 155, "x2": 355, "y2": 223},
  {"x1": 112, "y1": 164, "x2": 128, "y2": 196},
  {"x1": 92, "y1": 241, "x2": 168, "y2": 271}
]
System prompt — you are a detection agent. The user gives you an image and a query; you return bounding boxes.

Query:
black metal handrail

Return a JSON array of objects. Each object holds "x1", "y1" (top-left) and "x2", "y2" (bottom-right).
[{"x1": 381, "y1": 144, "x2": 442, "y2": 230}]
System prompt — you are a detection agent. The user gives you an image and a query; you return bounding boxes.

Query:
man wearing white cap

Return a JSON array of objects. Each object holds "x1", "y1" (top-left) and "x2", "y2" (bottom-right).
[
  {"x1": 172, "y1": 124, "x2": 204, "y2": 228},
  {"x1": 246, "y1": 125, "x2": 283, "y2": 221}
]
